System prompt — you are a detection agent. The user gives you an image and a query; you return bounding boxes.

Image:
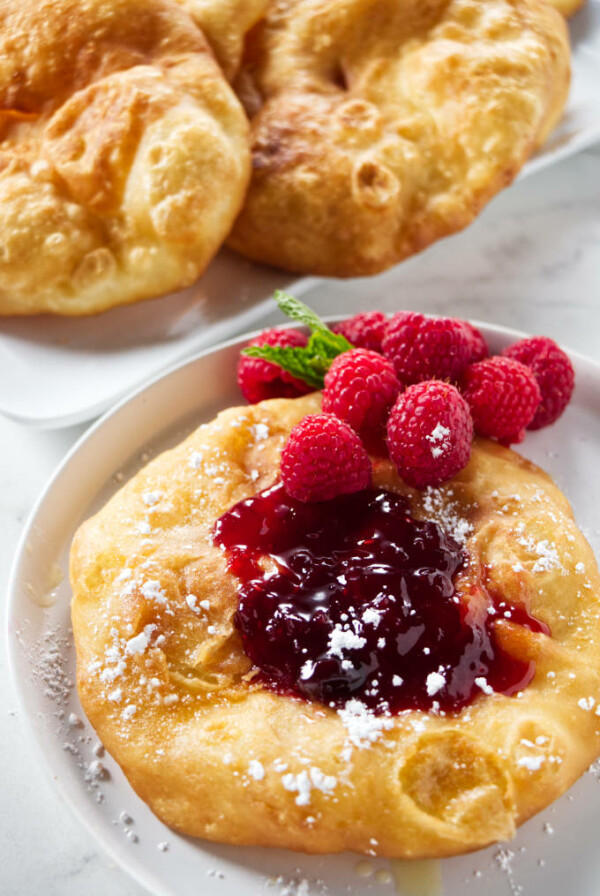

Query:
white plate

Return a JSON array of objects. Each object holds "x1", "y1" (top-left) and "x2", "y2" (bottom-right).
[
  {"x1": 7, "y1": 320, "x2": 600, "y2": 896},
  {"x1": 525, "y1": 0, "x2": 600, "y2": 176},
  {"x1": 1, "y1": 0, "x2": 599, "y2": 431},
  {"x1": 0, "y1": 249, "x2": 317, "y2": 429}
]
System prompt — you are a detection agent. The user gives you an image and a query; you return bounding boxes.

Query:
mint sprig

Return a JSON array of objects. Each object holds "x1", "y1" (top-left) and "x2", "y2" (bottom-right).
[{"x1": 242, "y1": 290, "x2": 352, "y2": 390}]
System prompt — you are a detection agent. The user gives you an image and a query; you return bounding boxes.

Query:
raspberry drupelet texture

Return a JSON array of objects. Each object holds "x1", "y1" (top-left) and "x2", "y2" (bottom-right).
[
  {"x1": 502, "y1": 336, "x2": 575, "y2": 430},
  {"x1": 462, "y1": 321, "x2": 489, "y2": 363},
  {"x1": 461, "y1": 356, "x2": 541, "y2": 444},
  {"x1": 386, "y1": 381, "x2": 473, "y2": 489},
  {"x1": 237, "y1": 328, "x2": 311, "y2": 404},
  {"x1": 381, "y1": 311, "x2": 471, "y2": 384},
  {"x1": 280, "y1": 414, "x2": 371, "y2": 503},
  {"x1": 333, "y1": 311, "x2": 388, "y2": 353},
  {"x1": 322, "y1": 348, "x2": 401, "y2": 434}
]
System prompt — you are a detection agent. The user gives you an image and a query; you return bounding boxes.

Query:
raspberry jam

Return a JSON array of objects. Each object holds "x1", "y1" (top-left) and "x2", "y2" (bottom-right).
[{"x1": 214, "y1": 484, "x2": 545, "y2": 714}]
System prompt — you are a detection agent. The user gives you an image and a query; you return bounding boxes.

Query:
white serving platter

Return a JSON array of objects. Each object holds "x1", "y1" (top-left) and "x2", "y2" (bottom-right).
[
  {"x1": 7, "y1": 320, "x2": 600, "y2": 896},
  {"x1": 0, "y1": 0, "x2": 599, "y2": 430},
  {"x1": 0, "y1": 249, "x2": 316, "y2": 429},
  {"x1": 525, "y1": 0, "x2": 600, "y2": 176}
]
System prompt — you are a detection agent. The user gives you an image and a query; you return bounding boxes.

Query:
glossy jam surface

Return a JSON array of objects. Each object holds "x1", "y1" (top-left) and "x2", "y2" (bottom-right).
[{"x1": 214, "y1": 484, "x2": 545, "y2": 713}]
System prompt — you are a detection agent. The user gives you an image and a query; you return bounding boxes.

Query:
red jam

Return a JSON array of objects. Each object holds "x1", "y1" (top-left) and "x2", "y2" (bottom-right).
[{"x1": 214, "y1": 484, "x2": 546, "y2": 714}]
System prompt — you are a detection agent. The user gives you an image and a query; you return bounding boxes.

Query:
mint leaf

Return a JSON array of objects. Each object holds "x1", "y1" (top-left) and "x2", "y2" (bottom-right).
[
  {"x1": 241, "y1": 291, "x2": 354, "y2": 390},
  {"x1": 274, "y1": 290, "x2": 352, "y2": 353},
  {"x1": 273, "y1": 290, "x2": 326, "y2": 333},
  {"x1": 242, "y1": 345, "x2": 326, "y2": 390}
]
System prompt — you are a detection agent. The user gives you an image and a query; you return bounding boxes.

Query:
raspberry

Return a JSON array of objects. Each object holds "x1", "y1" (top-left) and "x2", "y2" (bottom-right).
[
  {"x1": 386, "y1": 381, "x2": 473, "y2": 489},
  {"x1": 460, "y1": 356, "x2": 541, "y2": 444},
  {"x1": 322, "y1": 348, "x2": 401, "y2": 434},
  {"x1": 502, "y1": 336, "x2": 574, "y2": 430},
  {"x1": 381, "y1": 311, "x2": 471, "y2": 384},
  {"x1": 238, "y1": 328, "x2": 311, "y2": 404},
  {"x1": 333, "y1": 311, "x2": 388, "y2": 352},
  {"x1": 281, "y1": 414, "x2": 371, "y2": 502},
  {"x1": 462, "y1": 321, "x2": 489, "y2": 363}
]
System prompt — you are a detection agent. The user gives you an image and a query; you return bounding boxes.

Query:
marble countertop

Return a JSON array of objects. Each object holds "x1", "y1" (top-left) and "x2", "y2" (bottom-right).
[{"x1": 2, "y1": 144, "x2": 600, "y2": 896}]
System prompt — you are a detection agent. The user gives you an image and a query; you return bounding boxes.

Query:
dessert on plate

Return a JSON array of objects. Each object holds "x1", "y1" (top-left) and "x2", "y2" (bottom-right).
[
  {"x1": 70, "y1": 297, "x2": 600, "y2": 858},
  {"x1": 0, "y1": 0, "x2": 254, "y2": 316},
  {"x1": 228, "y1": 0, "x2": 570, "y2": 276}
]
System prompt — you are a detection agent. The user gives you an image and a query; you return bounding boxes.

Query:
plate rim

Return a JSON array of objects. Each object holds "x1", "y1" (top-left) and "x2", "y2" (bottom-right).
[
  {"x1": 521, "y1": 125, "x2": 600, "y2": 180},
  {"x1": 0, "y1": 273, "x2": 320, "y2": 430},
  {"x1": 6, "y1": 318, "x2": 600, "y2": 896}
]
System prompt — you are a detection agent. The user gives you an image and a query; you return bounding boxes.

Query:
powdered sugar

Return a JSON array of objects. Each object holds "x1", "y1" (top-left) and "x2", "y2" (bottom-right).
[
  {"x1": 281, "y1": 767, "x2": 337, "y2": 806},
  {"x1": 426, "y1": 670, "x2": 445, "y2": 696},
  {"x1": 248, "y1": 759, "x2": 265, "y2": 781},
  {"x1": 362, "y1": 607, "x2": 382, "y2": 627},
  {"x1": 140, "y1": 580, "x2": 168, "y2": 604},
  {"x1": 328, "y1": 627, "x2": 366, "y2": 658},
  {"x1": 19, "y1": 623, "x2": 114, "y2": 806},
  {"x1": 30, "y1": 626, "x2": 72, "y2": 705},
  {"x1": 516, "y1": 755, "x2": 545, "y2": 771},
  {"x1": 337, "y1": 699, "x2": 393, "y2": 755},
  {"x1": 125, "y1": 624, "x2": 156, "y2": 656},
  {"x1": 267, "y1": 874, "x2": 327, "y2": 896},
  {"x1": 475, "y1": 676, "x2": 494, "y2": 696},
  {"x1": 421, "y1": 486, "x2": 473, "y2": 546},
  {"x1": 251, "y1": 422, "x2": 270, "y2": 442},
  {"x1": 426, "y1": 423, "x2": 451, "y2": 459},
  {"x1": 578, "y1": 696, "x2": 596, "y2": 711},
  {"x1": 514, "y1": 525, "x2": 563, "y2": 573},
  {"x1": 142, "y1": 491, "x2": 162, "y2": 506},
  {"x1": 493, "y1": 847, "x2": 523, "y2": 896}
]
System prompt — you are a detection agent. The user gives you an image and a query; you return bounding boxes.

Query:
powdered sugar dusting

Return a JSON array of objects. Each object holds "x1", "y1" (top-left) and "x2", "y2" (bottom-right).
[
  {"x1": 281, "y1": 767, "x2": 337, "y2": 806},
  {"x1": 30, "y1": 626, "x2": 72, "y2": 705},
  {"x1": 20, "y1": 624, "x2": 110, "y2": 805},
  {"x1": 421, "y1": 487, "x2": 473, "y2": 546},
  {"x1": 426, "y1": 669, "x2": 445, "y2": 696},
  {"x1": 266, "y1": 873, "x2": 327, "y2": 896},
  {"x1": 516, "y1": 755, "x2": 545, "y2": 771},
  {"x1": 328, "y1": 626, "x2": 366, "y2": 659},
  {"x1": 337, "y1": 698, "x2": 393, "y2": 758},
  {"x1": 426, "y1": 423, "x2": 451, "y2": 459},
  {"x1": 248, "y1": 759, "x2": 265, "y2": 781},
  {"x1": 125, "y1": 624, "x2": 156, "y2": 656},
  {"x1": 514, "y1": 524, "x2": 564, "y2": 574},
  {"x1": 493, "y1": 847, "x2": 523, "y2": 896},
  {"x1": 140, "y1": 580, "x2": 168, "y2": 604}
]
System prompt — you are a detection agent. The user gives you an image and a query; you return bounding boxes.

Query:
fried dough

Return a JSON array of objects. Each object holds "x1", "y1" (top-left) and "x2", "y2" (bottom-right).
[
  {"x1": 174, "y1": 0, "x2": 269, "y2": 80},
  {"x1": 548, "y1": 0, "x2": 585, "y2": 18},
  {"x1": 228, "y1": 0, "x2": 570, "y2": 276},
  {"x1": 0, "y1": 0, "x2": 252, "y2": 315},
  {"x1": 71, "y1": 393, "x2": 600, "y2": 856}
]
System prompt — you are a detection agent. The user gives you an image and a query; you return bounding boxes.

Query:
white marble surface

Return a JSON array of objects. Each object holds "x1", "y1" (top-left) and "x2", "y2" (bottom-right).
[{"x1": 2, "y1": 144, "x2": 600, "y2": 896}]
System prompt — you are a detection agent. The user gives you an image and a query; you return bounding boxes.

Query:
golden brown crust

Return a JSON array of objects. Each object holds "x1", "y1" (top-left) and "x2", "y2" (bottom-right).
[
  {"x1": 547, "y1": 0, "x2": 585, "y2": 18},
  {"x1": 174, "y1": 0, "x2": 270, "y2": 81},
  {"x1": 0, "y1": 0, "x2": 252, "y2": 316},
  {"x1": 71, "y1": 394, "x2": 600, "y2": 857},
  {"x1": 228, "y1": 0, "x2": 570, "y2": 276}
]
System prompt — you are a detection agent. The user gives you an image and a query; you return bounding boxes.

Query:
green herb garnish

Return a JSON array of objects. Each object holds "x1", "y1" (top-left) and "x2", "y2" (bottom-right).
[{"x1": 242, "y1": 290, "x2": 352, "y2": 389}]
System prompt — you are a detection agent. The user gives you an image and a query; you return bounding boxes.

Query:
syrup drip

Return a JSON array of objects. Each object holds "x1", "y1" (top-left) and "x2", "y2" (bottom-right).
[{"x1": 214, "y1": 484, "x2": 546, "y2": 713}]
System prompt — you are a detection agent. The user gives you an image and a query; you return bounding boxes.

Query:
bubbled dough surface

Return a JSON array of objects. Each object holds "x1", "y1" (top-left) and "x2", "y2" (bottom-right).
[
  {"x1": 71, "y1": 394, "x2": 600, "y2": 858},
  {"x1": 228, "y1": 0, "x2": 570, "y2": 276},
  {"x1": 0, "y1": 0, "x2": 252, "y2": 316}
]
